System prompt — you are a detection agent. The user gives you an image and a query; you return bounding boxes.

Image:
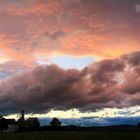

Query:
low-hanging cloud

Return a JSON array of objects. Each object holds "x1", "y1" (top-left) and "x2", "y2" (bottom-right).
[{"x1": 0, "y1": 51, "x2": 140, "y2": 114}]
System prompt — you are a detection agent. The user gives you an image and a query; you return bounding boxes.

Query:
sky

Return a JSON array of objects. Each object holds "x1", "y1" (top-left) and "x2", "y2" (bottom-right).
[{"x1": 0, "y1": 0, "x2": 140, "y2": 126}]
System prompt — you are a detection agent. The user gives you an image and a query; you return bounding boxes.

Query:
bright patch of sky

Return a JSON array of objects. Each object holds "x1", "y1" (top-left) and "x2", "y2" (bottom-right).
[
  {"x1": 37, "y1": 56, "x2": 95, "y2": 70},
  {"x1": 5, "y1": 107, "x2": 140, "y2": 126},
  {"x1": 5, "y1": 106, "x2": 140, "y2": 120}
]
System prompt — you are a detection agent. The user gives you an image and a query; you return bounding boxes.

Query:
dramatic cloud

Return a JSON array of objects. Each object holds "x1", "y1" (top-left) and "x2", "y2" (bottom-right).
[
  {"x1": 0, "y1": 0, "x2": 140, "y2": 65},
  {"x1": 0, "y1": 0, "x2": 140, "y2": 119},
  {"x1": 0, "y1": 51, "x2": 140, "y2": 114}
]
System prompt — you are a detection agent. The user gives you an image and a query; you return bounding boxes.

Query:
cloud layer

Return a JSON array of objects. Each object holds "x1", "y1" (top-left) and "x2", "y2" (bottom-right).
[
  {"x1": 0, "y1": 0, "x2": 140, "y2": 82},
  {"x1": 0, "y1": 0, "x2": 140, "y2": 66},
  {"x1": 0, "y1": 51, "x2": 140, "y2": 114}
]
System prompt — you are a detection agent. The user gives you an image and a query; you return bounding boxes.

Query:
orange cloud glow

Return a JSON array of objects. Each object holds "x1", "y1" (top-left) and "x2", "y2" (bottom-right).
[{"x1": 0, "y1": 0, "x2": 139, "y2": 65}]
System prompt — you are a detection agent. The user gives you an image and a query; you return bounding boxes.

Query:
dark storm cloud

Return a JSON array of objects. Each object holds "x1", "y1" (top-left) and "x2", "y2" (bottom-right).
[{"x1": 0, "y1": 51, "x2": 140, "y2": 114}]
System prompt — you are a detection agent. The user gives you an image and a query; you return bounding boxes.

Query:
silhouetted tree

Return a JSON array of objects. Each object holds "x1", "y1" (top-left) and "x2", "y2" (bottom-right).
[
  {"x1": 137, "y1": 122, "x2": 140, "y2": 127},
  {"x1": 26, "y1": 117, "x2": 40, "y2": 130},
  {"x1": 50, "y1": 118, "x2": 61, "y2": 128}
]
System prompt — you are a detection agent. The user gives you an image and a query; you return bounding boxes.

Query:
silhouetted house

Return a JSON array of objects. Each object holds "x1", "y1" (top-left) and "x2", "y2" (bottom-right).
[
  {"x1": 7, "y1": 119, "x2": 19, "y2": 132},
  {"x1": 0, "y1": 118, "x2": 19, "y2": 132},
  {"x1": 0, "y1": 117, "x2": 7, "y2": 130}
]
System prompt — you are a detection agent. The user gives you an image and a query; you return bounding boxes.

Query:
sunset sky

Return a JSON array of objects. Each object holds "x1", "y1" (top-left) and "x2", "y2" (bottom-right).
[{"x1": 0, "y1": 0, "x2": 140, "y2": 126}]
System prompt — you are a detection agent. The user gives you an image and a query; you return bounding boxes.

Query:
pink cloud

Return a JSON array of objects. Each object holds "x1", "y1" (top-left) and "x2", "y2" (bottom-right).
[
  {"x1": 0, "y1": 0, "x2": 139, "y2": 64},
  {"x1": 0, "y1": 51, "x2": 140, "y2": 114}
]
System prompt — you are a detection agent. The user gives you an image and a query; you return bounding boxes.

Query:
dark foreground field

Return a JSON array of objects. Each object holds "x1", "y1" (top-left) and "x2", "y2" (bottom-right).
[{"x1": 0, "y1": 131, "x2": 140, "y2": 140}]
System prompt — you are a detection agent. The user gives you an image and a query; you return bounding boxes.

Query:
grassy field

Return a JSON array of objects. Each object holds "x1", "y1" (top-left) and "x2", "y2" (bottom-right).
[{"x1": 0, "y1": 131, "x2": 140, "y2": 140}]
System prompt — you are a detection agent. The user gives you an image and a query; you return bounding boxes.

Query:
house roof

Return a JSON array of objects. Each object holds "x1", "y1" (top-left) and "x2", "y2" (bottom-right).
[{"x1": 6, "y1": 119, "x2": 15, "y2": 124}]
